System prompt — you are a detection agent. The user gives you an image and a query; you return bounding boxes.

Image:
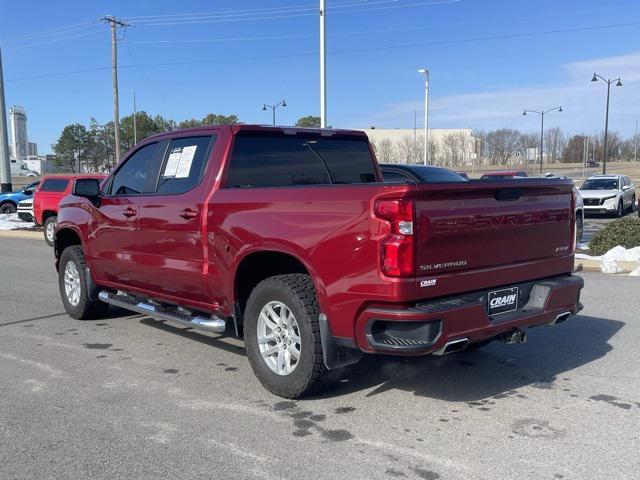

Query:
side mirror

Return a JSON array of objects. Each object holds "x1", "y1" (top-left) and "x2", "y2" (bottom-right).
[
  {"x1": 622, "y1": 185, "x2": 630, "y2": 191},
  {"x1": 73, "y1": 178, "x2": 101, "y2": 200}
]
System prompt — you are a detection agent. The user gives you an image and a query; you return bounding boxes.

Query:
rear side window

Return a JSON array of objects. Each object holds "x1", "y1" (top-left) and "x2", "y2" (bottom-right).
[
  {"x1": 225, "y1": 134, "x2": 377, "y2": 188},
  {"x1": 156, "y1": 136, "x2": 214, "y2": 194},
  {"x1": 109, "y1": 143, "x2": 160, "y2": 195},
  {"x1": 40, "y1": 178, "x2": 69, "y2": 192}
]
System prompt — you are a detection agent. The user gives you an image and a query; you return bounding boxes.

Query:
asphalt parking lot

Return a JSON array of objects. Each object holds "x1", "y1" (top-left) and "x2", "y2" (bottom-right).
[
  {"x1": 1, "y1": 237, "x2": 639, "y2": 480},
  {"x1": 581, "y1": 209, "x2": 636, "y2": 244}
]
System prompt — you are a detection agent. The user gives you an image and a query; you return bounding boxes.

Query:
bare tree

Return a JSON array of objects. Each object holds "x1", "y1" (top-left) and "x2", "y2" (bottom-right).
[
  {"x1": 376, "y1": 138, "x2": 396, "y2": 164},
  {"x1": 395, "y1": 135, "x2": 420, "y2": 164},
  {"x1": 485, "y1": 128, "x2": 523, "y2": 165},
  {"x1": 543, "y1": 127, "x2": 566, "y2": 163}
]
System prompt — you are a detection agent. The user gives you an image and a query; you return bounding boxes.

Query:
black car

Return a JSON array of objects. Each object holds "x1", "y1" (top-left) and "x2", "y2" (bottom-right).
[{"x1": 379, "y1": 163, "x2": 469, "y2": 183}]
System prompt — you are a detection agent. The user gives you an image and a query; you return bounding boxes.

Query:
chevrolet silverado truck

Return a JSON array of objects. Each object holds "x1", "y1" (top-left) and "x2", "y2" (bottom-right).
[{"x1": 54, "y1": 125, "x2": 584, "y2": 398}]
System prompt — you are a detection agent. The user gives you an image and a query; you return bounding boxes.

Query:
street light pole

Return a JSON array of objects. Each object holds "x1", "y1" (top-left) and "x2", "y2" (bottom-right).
[
  {"x1": 0, "y1": 47, "x2": 12, "y2": 192},
  {"x1": 262, "y1": 100, "x2": 287, "y2": 126},
  {"x1": 418, "y1": 68, "x2": 430, "y2": 165},
  {"x1": 319, "y1": 0, "x2": 327, "y2": 128},
  {"x1": 591, "y1": 73, "x2": 622, "y2": 174},
  {"x1": 523, "y1": 106, "x2": 562, "y2": 174}
]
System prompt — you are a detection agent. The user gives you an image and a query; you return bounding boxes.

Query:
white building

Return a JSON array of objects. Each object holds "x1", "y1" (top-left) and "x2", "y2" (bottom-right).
[
  {"x1": 362, "y1": 128, "x2": 476, "y2": 166},
  {"x1": 9, "y1": 105, "x2": 37, "y2": 161}
]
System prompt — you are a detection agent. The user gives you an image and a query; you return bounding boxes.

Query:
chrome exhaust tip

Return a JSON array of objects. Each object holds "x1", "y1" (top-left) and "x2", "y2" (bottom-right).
[
  {"x1": 432, "y1": 337, "x2": 469, "y2": 356},
  {"x1": 549, "y1": 311, "x2": 572, "y2": 326}
]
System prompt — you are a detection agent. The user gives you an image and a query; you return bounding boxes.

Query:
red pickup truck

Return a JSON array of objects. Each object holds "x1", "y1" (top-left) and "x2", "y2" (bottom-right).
[
  {"x1": 34, "y1": 174, "x2": 105, "y2": 246},
  {"x1": 54, "y1": 125, "x2": 583, "y2": 398}
]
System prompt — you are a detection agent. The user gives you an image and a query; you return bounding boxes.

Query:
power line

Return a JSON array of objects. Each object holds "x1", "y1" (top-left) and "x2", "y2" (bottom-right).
[
  {"x1": 3, "y1": 20, "x2": 98, "y2": 42},
  {"x1": 132, "y1": 5, "x2": 633, "y2": 45},
  {"x1": 6, "y1": 20, "x2": 640, "y2": 83},
  {"x1": 130, "y1": 0, "x2": 460, "y2": 26}
]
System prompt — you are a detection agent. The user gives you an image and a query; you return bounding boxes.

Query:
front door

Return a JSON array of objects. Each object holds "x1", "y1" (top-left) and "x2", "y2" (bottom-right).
[
  {"x1": 89, "y1": 141, "x2": 164, "y2": 288},
  {"x1": 136, "y1": 134, "x2": 217, "y2": 303}
]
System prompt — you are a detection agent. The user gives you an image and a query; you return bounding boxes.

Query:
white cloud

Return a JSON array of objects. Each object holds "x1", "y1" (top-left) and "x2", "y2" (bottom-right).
[{"x1": 371, "y1": 50, "x2": 640, "y2": 136}]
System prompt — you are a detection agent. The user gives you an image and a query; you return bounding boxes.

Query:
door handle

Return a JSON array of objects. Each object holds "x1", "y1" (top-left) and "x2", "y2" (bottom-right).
[
  {"x1": 180, "y1": 209, "x2": 198, "y2": 219},
  {"x1": 122, "y1": 208, "x2": 137, "y2": 217}
]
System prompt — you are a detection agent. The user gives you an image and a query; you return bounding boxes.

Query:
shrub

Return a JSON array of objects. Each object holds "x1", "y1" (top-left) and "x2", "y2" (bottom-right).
[{"x1": 589, "y1": 217, "x2": 640, "y2": 255}]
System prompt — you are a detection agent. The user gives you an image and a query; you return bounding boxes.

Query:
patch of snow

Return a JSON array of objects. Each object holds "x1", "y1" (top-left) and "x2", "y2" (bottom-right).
[
  {"x1": 577, "y1": 245, "x2": 640, "y2": 275},
  {"x1": 0, "y1": 213, "x2": 34, "y2": 231}
]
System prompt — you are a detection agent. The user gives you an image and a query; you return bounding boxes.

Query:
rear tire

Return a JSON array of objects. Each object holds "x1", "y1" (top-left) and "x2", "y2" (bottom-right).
[
  {"x1": 630, "y1": 196, "x2": 636, "y2": 213},
  {"x1": 58, "y1": 245, "x2": 109, "y2": 320},
  {"x1": 244, "y1": 274, "x2": 326, "y2": 398},
  {"x1": 44, "y1": 216, "x2": 57, "y2": 247},
  {"x1": 0, "y1": 202, "x2": 17, "y2": 214}
]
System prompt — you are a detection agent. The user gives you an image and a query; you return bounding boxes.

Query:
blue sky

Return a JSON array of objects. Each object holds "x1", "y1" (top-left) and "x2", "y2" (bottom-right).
[{"x1": 1, "y1": 0, "x2": 639, "y2": 153}]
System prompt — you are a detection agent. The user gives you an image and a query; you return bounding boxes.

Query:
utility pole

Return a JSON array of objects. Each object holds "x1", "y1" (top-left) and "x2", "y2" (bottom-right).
[
  {"x1": 102, "y1": 15, "x2": 129, "y2": 163},
  {"x1": 0, "y1": 47, "x2": 11, "y2": 192},
  {"x1": 319, "y1": 0, "x2": 327, "y2": 128}
]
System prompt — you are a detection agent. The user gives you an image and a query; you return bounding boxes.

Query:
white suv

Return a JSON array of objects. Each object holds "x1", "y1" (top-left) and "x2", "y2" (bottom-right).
[{"x1": 579, "y1": 174, "x2": 636, "y2": 217}]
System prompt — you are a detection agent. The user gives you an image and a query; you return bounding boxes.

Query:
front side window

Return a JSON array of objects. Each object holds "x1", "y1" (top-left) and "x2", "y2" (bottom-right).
[
  {"x1": 40, "y1": 178, "x2": 69, "y2": 192},
  {"x1": 109, "y1": 143, "x2": 160, "y2": 195},
  {"x1": 156, "y1": 136, "x2": 214, "y2": 194},
  {"x1": 225, "y1": 133, "x2": 377, "y2": 188}
]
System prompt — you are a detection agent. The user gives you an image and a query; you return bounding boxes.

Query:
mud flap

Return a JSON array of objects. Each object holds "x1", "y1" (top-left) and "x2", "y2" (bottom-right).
[{"x1": 319, "y1": 313, "x2": 363, "y2": 370}]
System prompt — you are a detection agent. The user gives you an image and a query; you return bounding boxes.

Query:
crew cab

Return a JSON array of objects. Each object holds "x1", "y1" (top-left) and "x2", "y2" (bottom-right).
[
  {"x1": 54, "y1": 125, "x2": 583, "y2": 398},
  {"x1": 0, "y1": 181, "x2": 39, "y2": 214},
  {"x1": 34, "y1": 175, "x2": 105, "y2": 246}
]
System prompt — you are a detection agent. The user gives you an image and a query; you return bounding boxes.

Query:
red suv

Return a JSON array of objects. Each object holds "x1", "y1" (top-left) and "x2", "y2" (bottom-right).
[{"x1": 34, "y1": 175, "x2": 105, "y2": 246}]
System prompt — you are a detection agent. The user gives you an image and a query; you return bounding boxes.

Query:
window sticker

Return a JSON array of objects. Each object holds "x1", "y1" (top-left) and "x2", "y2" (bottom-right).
[
  {"x1": 175, "y1": 145, "x2": 197, "y2": 178},
  {"x1": 163, "y1": 145, "x2": 197, "y2": 178}
]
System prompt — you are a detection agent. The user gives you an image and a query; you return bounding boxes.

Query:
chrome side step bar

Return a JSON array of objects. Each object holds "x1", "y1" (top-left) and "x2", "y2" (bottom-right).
[{"x1": 98, "y1": 290, "x2": 226, "y2": 333}]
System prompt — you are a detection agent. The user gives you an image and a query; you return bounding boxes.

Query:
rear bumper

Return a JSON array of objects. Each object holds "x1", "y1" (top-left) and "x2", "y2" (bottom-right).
[{"x1": 354, "y1": 274, "x2": 584, "y2": 355}]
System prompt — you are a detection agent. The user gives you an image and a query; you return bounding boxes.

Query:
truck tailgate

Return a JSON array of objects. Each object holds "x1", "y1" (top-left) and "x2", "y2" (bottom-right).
[{"x1": 414, "y1": 179, "x2": 574, "y2": 282}]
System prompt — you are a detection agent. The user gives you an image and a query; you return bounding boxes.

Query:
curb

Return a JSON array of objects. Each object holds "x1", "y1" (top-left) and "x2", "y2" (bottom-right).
[{"x1": 0, "y1": 230, "x2": 43, "y2": 240}]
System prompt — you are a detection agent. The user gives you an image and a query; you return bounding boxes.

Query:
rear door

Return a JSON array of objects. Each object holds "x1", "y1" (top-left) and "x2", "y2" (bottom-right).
[
  {"x1": 413, "y1": 179, "x2": 574, "y2": 280},
  {"x1": 89, "y1": 141, "x2": 164, "y2": 286},
  {"x1": 136, "y1": 134, "x2": 217, "y2": 303}
]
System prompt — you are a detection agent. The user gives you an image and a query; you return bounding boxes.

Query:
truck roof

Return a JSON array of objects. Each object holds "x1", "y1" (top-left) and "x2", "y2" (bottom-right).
[{"x1": 142, "y1": 124, "x2": 369, "y2": 143}]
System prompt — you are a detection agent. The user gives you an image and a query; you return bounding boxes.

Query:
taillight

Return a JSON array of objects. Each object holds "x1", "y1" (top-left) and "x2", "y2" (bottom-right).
[{"x1": 374, "y1": 199, "x2": 415, "y2": 277}]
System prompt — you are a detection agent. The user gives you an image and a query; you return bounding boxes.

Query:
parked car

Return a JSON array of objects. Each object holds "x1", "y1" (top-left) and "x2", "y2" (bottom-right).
[
  {"x1": 54, "y1": 125, "x2": 583, "y2": 398},
  {"x1": 480, "y1": 170, "x2": 528, "y2": 179},
  {"x1": 34, "y1": 175, "x2": 105, "y2": 246},
  {"x1": 17, "y1": 198, "x2": 34, "y2": 222},
  {"x1": 0, "y1": 181, "x2": 39, "y2": 214},
  {"x1": 579, "y1": 174, "x2": 636, "y2": 217},
  {"x1": 379, "y1": 163, "x2": 468, "y2": 183}
]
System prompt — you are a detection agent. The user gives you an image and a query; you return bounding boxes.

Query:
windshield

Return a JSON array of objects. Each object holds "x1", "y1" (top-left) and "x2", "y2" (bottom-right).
[{"x1": 580, "y1": 178, "x2": 618, "y2": 190}]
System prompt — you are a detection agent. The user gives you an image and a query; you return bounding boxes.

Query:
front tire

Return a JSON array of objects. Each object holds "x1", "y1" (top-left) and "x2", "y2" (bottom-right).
[
  {"x1": 615, "y1": 201, "x2": 623, "y2": 218},
  {"x1": 58, "y1": 246, "x2": 109, "y2": 320},
  {"x1": 44, "y1": 216, "x2": 57, "y2": 247},
  {"x1": 244, "y1": 274, "x2": 326, "y2": 398}
]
